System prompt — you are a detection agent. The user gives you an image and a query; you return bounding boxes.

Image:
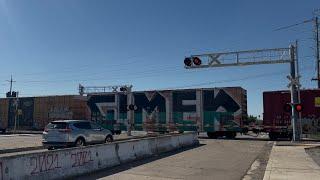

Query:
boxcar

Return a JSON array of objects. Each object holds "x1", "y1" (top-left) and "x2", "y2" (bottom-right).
[
  {"x1": 0, "y1": 95, "x2": 89, "y2": 130},
  {"x1": 263, "y1": 89, "x2": 320, "y2": 140},
  {"x1": 87, "y1": 87, "x2": 247, "y2": 138}
]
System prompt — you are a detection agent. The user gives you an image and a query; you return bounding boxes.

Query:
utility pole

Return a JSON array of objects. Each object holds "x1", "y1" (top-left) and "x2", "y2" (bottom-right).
[{"x1": 6, "y1": 75, "x2": 16, "y2": 95}]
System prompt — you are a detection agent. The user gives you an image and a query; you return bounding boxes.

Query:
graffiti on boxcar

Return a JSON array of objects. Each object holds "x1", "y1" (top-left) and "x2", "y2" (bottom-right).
[
  {"x1": 87, "y1": 95, "x2": 116, "y2": 121},
  {"x1": 135, "y1": 92, "x2": 166, "y2": 123},
  {"x1": 30, "y1": 153, "x2": 61, "y2": 175},
  {"x1": 48, "y1": 107, "x2": 73, "y2": 119},
  {"x1": 203, "y1": 89, "x2": 240, "y2": 113},
  {"x1": 86, "y1": 89, "x2": 242, "y2": 128},
  {"x1": 8, "y1": 97, "x2": 34, "y2": 127}
]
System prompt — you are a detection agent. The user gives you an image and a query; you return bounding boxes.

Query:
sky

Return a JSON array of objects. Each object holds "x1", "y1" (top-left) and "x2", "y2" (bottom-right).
[{"x1": 0, "y1": 0, "x2": 319, "y2": 117}]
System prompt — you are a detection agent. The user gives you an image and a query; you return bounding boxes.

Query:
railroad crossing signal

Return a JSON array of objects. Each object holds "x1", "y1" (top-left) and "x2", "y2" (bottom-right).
[
  {"x1": 283, "y1": 103, "x2": 303, "y2": 113},
  {"x1": 120, "y1": 87, "x2": 127, "y2": 92},
  {"x1": 184, "y1": 57, "x2": 202, "y2": 67},
  {"x1": 127, "y1": 104, "x2": 137, "y2": 111},
  {"x1": 6, "y1": 91, "x2": 18, "y2": 97},
  {"x1": 79, "y1": 84, "x2": 133, "y2": 95},
  {"x1": 183, "y1": 45, "x2": 302, "y2": 141},
  {"x1": 287, "y1": 75, "x2": 301, "y2": 88}
]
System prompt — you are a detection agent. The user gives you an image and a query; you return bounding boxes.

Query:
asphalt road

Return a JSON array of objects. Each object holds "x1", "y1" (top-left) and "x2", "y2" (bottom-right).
[
  {"x1": 0, "y1": 131, "x2": 148, "y2": 153},
  {"x1": 75, "y1": 137, "x2": 272, "y2": 180},
  {"x1": 0, "y1": 134, "x2": 42, "y2": 151}
]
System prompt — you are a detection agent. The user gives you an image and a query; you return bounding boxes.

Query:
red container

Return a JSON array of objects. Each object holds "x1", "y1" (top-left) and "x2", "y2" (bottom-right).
[{"x1": 263, "y1": 89, "x2": 320, "y2": 134}]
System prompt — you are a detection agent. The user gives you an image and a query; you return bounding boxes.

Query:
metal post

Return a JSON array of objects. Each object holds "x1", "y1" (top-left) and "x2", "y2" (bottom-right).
[
  {"x1": 127, "y1": 86, "x2": 133, "y2": 136},
  {"x1": 295, "y1": 41, "x2": 303, "y2": 136},
  {"x1": 316, "y1": 17, "x2": 320, "y2": 88},
  {"x1": 289, "y1": 45, "x2": 300, "y2": 141},
  {"x1": 10, "y1": 75, "x2": 13, "y2": 94},
  {"x1": 14, "y1": 95, "x2": 19, "y2": 133}
]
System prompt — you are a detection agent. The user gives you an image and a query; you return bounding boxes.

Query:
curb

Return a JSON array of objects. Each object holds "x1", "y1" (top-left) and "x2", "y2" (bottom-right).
[
  {"x1": 305, "y1": 145, "x2": 320, "y2": 150},
  {"x1": 275, "y1": 141, "x2": 320, "y2": 147},
  {"x1": 0, "y1": 146, "x2": 44, "y2": 154}
]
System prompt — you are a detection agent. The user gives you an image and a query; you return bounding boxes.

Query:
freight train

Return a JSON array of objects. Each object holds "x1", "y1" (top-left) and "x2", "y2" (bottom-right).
[
  {"x1": 263, "y1": 89, "x2": 320, "y2": 140},
  {"x1": 0, "y1": 87, "x2": 247, "y2": 138}
]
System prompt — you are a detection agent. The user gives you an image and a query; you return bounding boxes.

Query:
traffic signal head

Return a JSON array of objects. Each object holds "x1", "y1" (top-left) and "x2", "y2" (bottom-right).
[
  {"x1": 283, "y1": 103, "x2": 291, "y2": 112},
  {"x1": 192, "y1": 57, "x2": 202, "y2": 65},
  {"x1": 128, "y1": 104, "x2": 135, "y2": 111},
  {"x1": 295, "y1": 104, "x2": 303, "y2": 112},
  {"x1": 283, "y1": 103, "x2": 303, "y2": 113},
  {"x1": 12, "y1": 91, "x2": 17, "y2": 97},
  {"x1": 119, "y1": 87, "x2": 127, "y2": 92},
  {"x1": 184, "y1": 58, "x2": 192, "y2": 66}
]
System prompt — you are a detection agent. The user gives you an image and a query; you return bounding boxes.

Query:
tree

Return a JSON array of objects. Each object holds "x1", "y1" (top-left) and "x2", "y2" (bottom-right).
[{"x1": 244, "y1": 115, "x2": 259, "y2": 125}]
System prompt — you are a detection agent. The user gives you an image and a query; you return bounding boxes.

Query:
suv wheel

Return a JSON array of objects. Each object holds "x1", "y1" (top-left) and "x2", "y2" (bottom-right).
[
  {"x1": 75, "y1": 138, "x2": 85, "y2": 147},
  {"x1": 105, "y1": 135, "x2": 113, "y2": 143}
]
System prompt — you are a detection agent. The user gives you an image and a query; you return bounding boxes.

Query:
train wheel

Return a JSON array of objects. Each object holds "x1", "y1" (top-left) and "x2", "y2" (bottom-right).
[
  {"x1": 207, "y1": 132, "x2": 218, "y2": 139},
  {"x1": 226, "y1": 132, "x2": 237, "y2": 139},
  {"x1": 269, "y1": 132, "x2": 278, "y2": 141}
]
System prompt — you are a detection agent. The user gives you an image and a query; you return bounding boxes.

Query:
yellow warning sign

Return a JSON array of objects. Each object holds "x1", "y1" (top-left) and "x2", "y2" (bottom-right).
[{"x1": 315, "y1": 97, "x2": 320, "y2": 107}]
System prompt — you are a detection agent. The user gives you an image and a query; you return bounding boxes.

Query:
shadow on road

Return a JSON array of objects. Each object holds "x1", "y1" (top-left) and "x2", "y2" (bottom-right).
[
  {"x1": 71, "y1": 144, "x2": 206, "y2": 180},
  {"x1": 198, "y1": 135, "x2": 270, "y2": 142}
]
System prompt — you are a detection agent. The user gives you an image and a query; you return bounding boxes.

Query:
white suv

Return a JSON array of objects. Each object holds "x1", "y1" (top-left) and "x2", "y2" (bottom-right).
[{"x1": 42, "y1": 120, "x2": 113, "y2": 150}]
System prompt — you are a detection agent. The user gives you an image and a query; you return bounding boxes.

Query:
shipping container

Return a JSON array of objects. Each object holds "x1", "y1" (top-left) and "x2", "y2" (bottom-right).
[
  {"x1": 263, "y1": 89, "x2": 320, "y2": 139},
  {"x1": 86, "y1": 87, "x2": 247, "y2": 138},
  {"x1": 0, "y1": 95, "x2": 89, "y2": 130}
]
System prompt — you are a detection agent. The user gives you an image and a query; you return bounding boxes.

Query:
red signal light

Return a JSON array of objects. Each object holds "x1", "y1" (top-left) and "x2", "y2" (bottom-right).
[
  {"x1": 184, "y1": 58, "x2": 192, "y2": 66},
  {"x1": 295, "y1": 104, "x2": 302, "y2": 112},
  {"x1": 193, "y1": 57, "x2": 202, "y2": 65}
]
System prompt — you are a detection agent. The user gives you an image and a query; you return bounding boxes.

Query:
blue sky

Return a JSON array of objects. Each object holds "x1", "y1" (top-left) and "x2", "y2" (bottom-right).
[{"x1": 0, "y1": 0, "x2": 319, "y2": 117}]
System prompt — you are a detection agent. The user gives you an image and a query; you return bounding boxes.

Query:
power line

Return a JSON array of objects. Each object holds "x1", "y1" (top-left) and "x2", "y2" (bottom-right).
[
  {"x1": 273, "y1": 11, "x2": 320, "y2": 88},
  {"x1": 10, "y1": 55, "x2": 315, "y2": 86},
  {"x1": 274, "y1": 19, "x2": 314, "y2": 31},
  {"x1": 0, "y1": 54, "x2": 151, "y2": 79},
  {"x1": 158, "y1": 66, "x2": 313, "y2": 90}
]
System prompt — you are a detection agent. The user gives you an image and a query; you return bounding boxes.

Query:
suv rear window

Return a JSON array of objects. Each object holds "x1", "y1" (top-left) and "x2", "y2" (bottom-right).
[
  {"x1": 73, "y1": 122, "x2": 91, "y2": 129},
  {"x1": 47, "y1": 122, "x2": 68, "y2": 129}
]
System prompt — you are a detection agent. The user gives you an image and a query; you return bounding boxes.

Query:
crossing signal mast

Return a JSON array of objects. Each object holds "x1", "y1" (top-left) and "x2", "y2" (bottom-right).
[
  {"x1": 79, "y1": 84, "x2": 135, "y2": 136},
  {"x1": 184, "y1": 45, "x2": 302, "y2": 141}
]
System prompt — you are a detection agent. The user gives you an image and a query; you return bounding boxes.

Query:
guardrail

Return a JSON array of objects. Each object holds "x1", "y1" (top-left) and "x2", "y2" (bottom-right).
[{"x1": 0, "y1": 132, "x2": 199, "y2": 180}]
